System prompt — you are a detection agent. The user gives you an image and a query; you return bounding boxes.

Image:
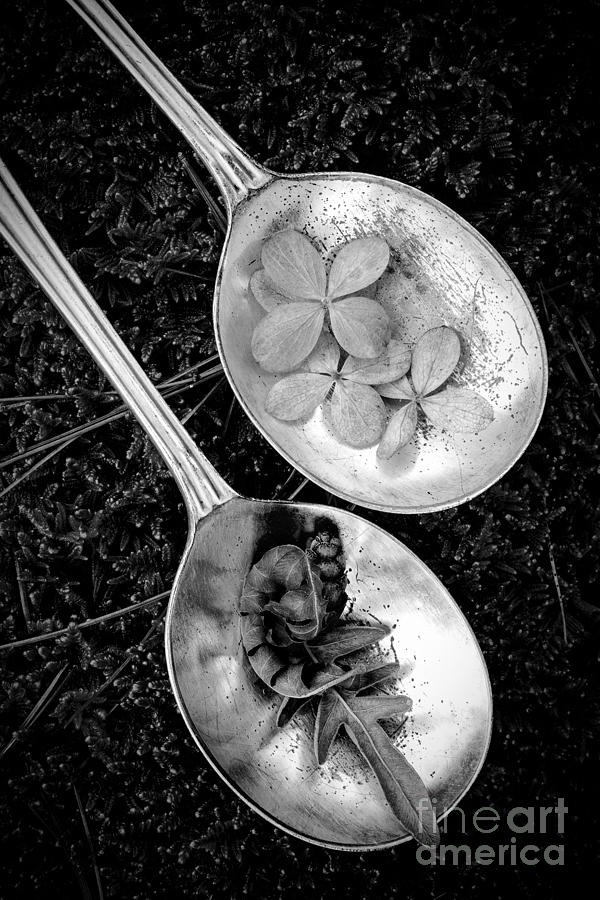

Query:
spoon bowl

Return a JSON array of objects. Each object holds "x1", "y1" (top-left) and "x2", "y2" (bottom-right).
[
  {"x1": 0, "y1": 160, "x2": 491, "y2": 849},
  {"x1": 219, "y1": 172, "x2": 547, "y2": 511},
  {"x1": 169, "y1": 495, "x2": 492, "y2": 849},
  {"x1": 67, "y1": 0, "x2": 548, "y2": 512}
]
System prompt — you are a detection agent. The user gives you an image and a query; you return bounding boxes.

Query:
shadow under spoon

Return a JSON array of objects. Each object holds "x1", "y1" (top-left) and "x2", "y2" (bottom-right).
[
  {"x1": 65, "y1": 0, "x2": 548, "y2": 514},
  {"x1": 0, "y1": 158, "x2": 492, "y2": 850}
]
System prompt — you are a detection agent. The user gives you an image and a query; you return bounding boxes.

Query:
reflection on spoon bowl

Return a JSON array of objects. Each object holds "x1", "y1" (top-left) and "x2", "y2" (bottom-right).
[{"x1": 167, "y1": 497, "x2": 492, "y2": 850}]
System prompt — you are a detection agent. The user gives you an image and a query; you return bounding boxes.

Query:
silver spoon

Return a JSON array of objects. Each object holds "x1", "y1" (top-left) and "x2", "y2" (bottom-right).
[
  {"x1": 65, "y1": 0, "x2": 547, "y2": 514},
  {"x1": 0, "y1": 159, "x2": 491, "y2": 850}
]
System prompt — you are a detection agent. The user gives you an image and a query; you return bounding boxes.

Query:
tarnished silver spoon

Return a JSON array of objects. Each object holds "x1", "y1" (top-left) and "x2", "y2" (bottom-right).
[
  {"x1": 65, "y1": 0, "x2": 547, "y2": 513},
  {"x1": 0, "y1": 159, "x2": 491, "y2": 850}
]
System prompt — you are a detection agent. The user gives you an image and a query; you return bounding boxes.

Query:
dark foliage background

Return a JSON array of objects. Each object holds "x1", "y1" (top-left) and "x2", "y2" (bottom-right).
[{"x1": 1, "y1": 0, "x2": 598, "y2": 897}]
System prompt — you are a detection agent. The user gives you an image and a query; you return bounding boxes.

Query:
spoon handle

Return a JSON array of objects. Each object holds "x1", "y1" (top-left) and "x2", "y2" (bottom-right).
[
  {"x1": 0, "y1": 158, "x2": 236, "y2": 523},
  {"x1": 65, "y1": 0, "x2": 271, "y2": 213}
]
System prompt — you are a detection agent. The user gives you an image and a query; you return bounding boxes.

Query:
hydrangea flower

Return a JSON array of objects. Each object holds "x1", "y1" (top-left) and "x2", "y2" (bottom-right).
[
  {"x1": 250, "y1": 230, "x2": 391, "y2": 373},
  {"x1": 377, "y1": 326, "x2": 494, "y2": 458},
  {"x1": 265, "y1": 332, "x2": 411, "y2": 448}
]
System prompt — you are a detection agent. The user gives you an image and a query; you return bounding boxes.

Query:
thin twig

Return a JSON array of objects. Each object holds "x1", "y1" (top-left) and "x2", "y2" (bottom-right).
[
  {"x1": 543, "y1": 286, "x2": 600, "y2": 400},
  {"x1": 65, "y1": 615, "x2": 165, "y2": 727},
  {"x1": 181, "y1": 377, "x2": 225, "y2": 424},
  {"x1": 0, "y1": 437, "x2": 78, "y2": 500},
  {"x1": 274, "y1": 468, "x2": 299, "y2": 499},
  {"x1": 0, "y1": 393, "x2": 73, "y2": 406},
  {"x1": 14, "y1": 554, "x2": 31, "y2": 630},
  {"x1": 28, "y1": 804, "x2": 94, "y2": 900},
  {"x1": 0, "y1": 664, "x2": 70, "y2": 758},
  {"x1": 73, "y1": 785, "x2": 104, "y2": 900},
  {"x1": 222, "y1": 393, "x2": 237, "y2": 437},
  {"x1": 0, "y1": 361, "x2": 222, "y2": 471},
  {"x1": 548, "y1": 541, "x2": 569, "y2": 644},
  {"x1": 180, "y1": 155, "x2": 228, "y2": 233},
  {"x1": 287, "y1": 478, "x2": 309, "y2": 500},
  {"x1": 162, "y1": 266, "x2": 211, "y2": 281},
  {"x1": 0, "y1": 381, "x2": 201, "y2": 472},
  {"x1": 160, "y1": 355, "x2": 221, "y2": 386},
  {"x1": 0, "y1": 592, "x2": 169, "y2": 652}
]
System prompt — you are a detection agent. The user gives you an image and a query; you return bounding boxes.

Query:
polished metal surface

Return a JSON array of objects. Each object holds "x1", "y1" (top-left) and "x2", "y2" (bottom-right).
[
  {"x1": 0, "y1": 160, "x2": 492, "y2": 849},
  {"x1": 67, "y1": 0, "x2": 548, "y2": 513}
]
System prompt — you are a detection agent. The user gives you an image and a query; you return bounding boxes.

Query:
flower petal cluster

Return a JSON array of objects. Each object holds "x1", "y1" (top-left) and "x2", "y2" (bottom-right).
[{"x1": 250, "y1": 230, "x2": 391, "y2": 372}]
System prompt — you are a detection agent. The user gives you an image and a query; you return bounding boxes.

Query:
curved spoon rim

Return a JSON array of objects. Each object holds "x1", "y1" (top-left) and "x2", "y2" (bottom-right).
[{"x1": 164, "y1": 495, "x2": 494, "y2": 851}]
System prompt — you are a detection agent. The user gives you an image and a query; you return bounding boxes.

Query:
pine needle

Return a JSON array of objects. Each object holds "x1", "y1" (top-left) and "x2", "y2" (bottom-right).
[
  {"x1": 0, "y1": 592, "x2": 169, "y2": 652},
  {"x1": 14, "y1": 554, "x2": 31, "y2": 630},
  {"x1": 548, "y1": 540, "x2": 569, "y2": 645},
  {"x1": 0, "y1": 663, "x2": 70, "y2": 758},
  {"x1": 0, "y1": 355, "x2": 223, "y2": 471},
  {"x1": 0, "y1": 378, "x2": 214, "y2": 473},
  {"x1": 181, "y1": 377, "x2": 225, "y2": 424},
  {"x1": 0, "y1": 437, "x2": 78, "y2": 500},
  {"x1": 287, "y1": 477, "x2": 309, "y2": 500},
  {"x1": 28, "y1": 804, "x2": 94, "y2": 900},
  {"x1": 64, "y1": 614, "x2": 165, "y2": 728},
  {"x1": 73, "y1": 785, "x2": 104, "y2": 900},
  {"x1": 222, "y1": 393, "x2": 237, "y2": 437},
  {"x1": 180, "y1": 155, "x2": 228, "y2": 233}
]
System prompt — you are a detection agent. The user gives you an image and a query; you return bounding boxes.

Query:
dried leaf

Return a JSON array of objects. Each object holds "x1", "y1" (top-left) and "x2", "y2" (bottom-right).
[
  {"x1": 411, "y1": 326, "x2": 461, "y2": 395},
  {"x1": 249, "y1": 269, "x2": 292, "y2": 311},
  {"x1": 342, "y1": 662, "x2": 403, "y2": 694},
  {"x1": 266, "y1": 621, "x2": 295, "y2": 648},
  {"x1": 377, "y1": 403, "x2": 418, "y2": 459},
  {"x1": 265, "y1": 373, "x2": 332, "y2": 421},
  {"x1": 251, "y1": 302, "x2": 324, "y2": 373},
  {"x1": 420, "y1": 386, "x2": 494, "y2": 433},
  {"x1": 264, "y1": 562, "x2": 326, "y2": 641},
  {"x1": 314, "y1": 690, "x2": 438, "y2": 846},
  {"x1": 377, "y1": 375, "x2": 415, "y2": 401},
  {"x1": 241, "y1": 615, "x2": 355, "y2": 698},
  {"x1": 276, "y1": 695, "x2": 312, "y2": 728},
  {"x1": 327, "y1": 236, "x2": 390, "y2": 299},
  {"x1": 252, "y1": 544, "x2": 308, "y2": 590},
  {"x1": 261, "y1": 230, "x2": 326, "y2": 299},
  {"x1": 341, "y1": 339, "x2": 411, "y2": 385},
  {"x1": 304, "y1": 331, "x2": 340, "y2": 375},
  {"x1": 329, "y1": 296, "x2": 390, "y2": 359},
  {"x1": 281, "y1": 657, "x2": 355, "y2": 697},
  {"x1": 307, "y1": 624, "x2": 390, "y2": 664},
  {"x1": 328, "y1": 381, "x2": 386, "y2": 448}
]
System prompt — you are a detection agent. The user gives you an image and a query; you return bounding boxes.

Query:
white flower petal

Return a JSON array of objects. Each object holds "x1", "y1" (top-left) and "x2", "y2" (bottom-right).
[
  {"x1": 377, "y1": 375, "x2": 415, "y2": 400},
  {"x1": 341, "y1": 338, "x2": 411, "y2": 385},
  {"x1": 261, "y1": 230, "x2": 326, "y2": 299},
  {"x1": 420, "y1": 387, "x2": 494, "y2": 433},
  {"x1": 377, "y1": 403, "x2": 418, "y2": 459},
  {"x1": 251, "y1": 302, "x2": 325, "y2": 373},
  {"x1": 328, "y1": 381, "x2": 386, "y2": 448},
  {"x1": 411, "y1": 326, "x2": 461, "y2": 396},
  {"x1": 265, "y1": 373, "x2": 333, "y2": 421},
  {"x1": 249, "y1": 269, "x2": 292, "y2": 311},
  {"x1": 327, "y1": 237, "x2": 390, "y2": 299},
  {"x1": 329, "y1": 295, "x2": 390, "y2": 359}
]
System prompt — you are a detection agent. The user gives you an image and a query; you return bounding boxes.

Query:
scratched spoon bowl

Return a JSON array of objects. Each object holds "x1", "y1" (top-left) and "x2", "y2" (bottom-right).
[
  {"x1": 67, "y1": 0, "x2": 548, "y2": 513},
  {"x1": 0, "y1": 161, "x2": 491, "y2": 849}
]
